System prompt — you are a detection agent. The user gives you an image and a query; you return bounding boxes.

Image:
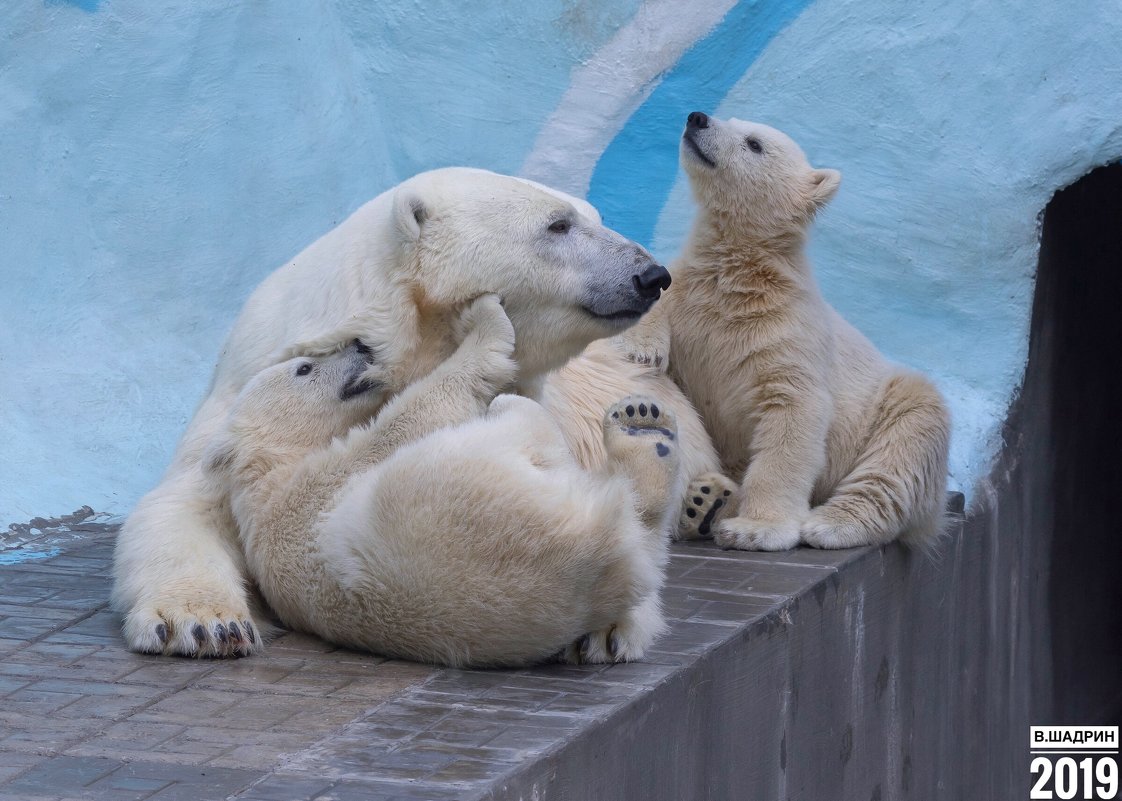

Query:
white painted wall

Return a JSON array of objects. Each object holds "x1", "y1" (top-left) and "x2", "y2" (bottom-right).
[{"x1": 3, "y1": 0, "x2": 1119, "y2": 524}]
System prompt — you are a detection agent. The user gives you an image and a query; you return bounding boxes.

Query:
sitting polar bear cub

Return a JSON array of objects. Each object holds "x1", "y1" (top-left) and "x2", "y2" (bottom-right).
[
  {"x1": 623, "y1": 112, "x2": 950, "y2": 551},
  {"x1": 112, "y1": 167, "x2": 725, "y2": 658},
  {"x1": 205, "y1": 296, "x2": 679, "y2": 667}
]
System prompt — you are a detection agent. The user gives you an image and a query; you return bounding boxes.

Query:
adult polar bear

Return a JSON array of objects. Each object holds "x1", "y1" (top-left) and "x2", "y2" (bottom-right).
[{"x1": 112, "y1": 167, "x2": 723, "y2": 658}]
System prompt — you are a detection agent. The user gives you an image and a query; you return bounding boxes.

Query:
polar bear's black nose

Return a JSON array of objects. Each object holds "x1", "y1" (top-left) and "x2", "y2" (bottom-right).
[
  {"x1": 633, "y1": 263, "x2": 672, "y2": 299},
  {"x1": 687, "y1": 111, "x2": 709, "y2": 130}
]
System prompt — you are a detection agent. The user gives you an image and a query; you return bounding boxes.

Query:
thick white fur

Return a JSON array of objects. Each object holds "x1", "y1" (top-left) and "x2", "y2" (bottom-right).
[
  {"x1": 112, "y1": 167, "x2": 720, "y2": 657},
  {"x1": 206, "y1": 297, "x2": 676, "y2": 667},
  {"x1": 621, "y1": 116, "x2": 950, "y2": 551}
]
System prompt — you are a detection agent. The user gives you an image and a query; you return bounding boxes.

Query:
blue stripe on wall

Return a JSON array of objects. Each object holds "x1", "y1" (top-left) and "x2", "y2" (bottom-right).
[{"x1": 587, "y1": 0, "x2": 813, "y2": 247}]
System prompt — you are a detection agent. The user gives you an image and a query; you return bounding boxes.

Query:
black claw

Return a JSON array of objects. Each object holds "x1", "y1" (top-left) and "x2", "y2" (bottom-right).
[
  {"x1": 701, "y1": 486, "x2": 711, "y2": 494},
  {"x1": 686, "y1": 508, "x2": 697, "y2": 518},
  {"x1": 625, "y1": 405, "x2": 635, "y2": 416},
  {"x1": 192, "y1": 623, "x2": 207, "y2": 645},
  {"x1": 578, "y1": 634, "x2": 591, "y2": 663},
  {"x1": 228, "y1": 622, "x2": 242, "y2": 643},
  {"x1": 638, "y1": 403, "x2": 647, "y2": 416},
  {"x1": 693, "y1": 496, "x2": 703, "y2": 505},
  {"x1": 243, "y1": 621, "x2": 257, "y2": 644},
  {"x1": 155, "y1": 623, "x2": 168, "y2": 645},
  {"x1": 723, "y1": 490, "x2": 732, "y2": 497},
  {"x1": 607, "y1": 625, "x2": 619, "y2": 660},
  {"x1": 215, "y1": 623, "x2": 229, "y2": 645},
  {"x1": 650, "y1": 404, "x2": 660, "y2": 418},
  {"x1": 612, "y1": 411, "x2": 619, "y2": 419}
]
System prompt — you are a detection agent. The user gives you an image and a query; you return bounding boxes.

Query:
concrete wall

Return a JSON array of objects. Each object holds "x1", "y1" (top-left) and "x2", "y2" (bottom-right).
[{"x1": 4, "y1": 1, "x2": 1122, "y2": 524}]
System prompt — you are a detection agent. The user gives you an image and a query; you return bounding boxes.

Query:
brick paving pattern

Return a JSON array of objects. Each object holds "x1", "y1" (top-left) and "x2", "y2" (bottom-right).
[{"x1": 0, "y1": 509, "x2": 868, "y2": 800}]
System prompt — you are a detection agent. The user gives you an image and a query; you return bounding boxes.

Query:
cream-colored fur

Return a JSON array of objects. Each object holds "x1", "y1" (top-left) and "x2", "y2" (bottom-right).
[
  {"x1": 621, "y1": 114, "x2": 950, "y2": 551},
  {"x1": 112, "y1": 167, "x2": 721, "y2": 657},
  {"x1": 205, "y1": 297, "x2": 677, "y2": 667}
]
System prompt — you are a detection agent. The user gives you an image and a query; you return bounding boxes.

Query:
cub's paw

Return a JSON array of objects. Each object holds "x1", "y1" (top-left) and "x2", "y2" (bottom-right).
[
  {"x1": 614, "y1": 334, "x2": 669, "y2": 374},
  {"x1": 456, "y1": 294, "x2": 515, "y2": 357},
  {"x1": 714, "y1": 516, "x2": 801, "y2": 552},
  {"x1": 123, "y1": 601, "x2": 263, "y2": 659},
  {"x1": 603, "y1": 396, "x2": 677, "y2": 448},
  {"x1": 559, "y1": 622, "x2": 651, "y2": 665},
  {"x1": 454, "y1": 294, "x2": 517, "y2": 392},
  {"x1": 800, "y1": 511, "x2": 871, "y2": 550},
  {"x1": 677, "y1": 473, "x2": 738, "y2": 540}
]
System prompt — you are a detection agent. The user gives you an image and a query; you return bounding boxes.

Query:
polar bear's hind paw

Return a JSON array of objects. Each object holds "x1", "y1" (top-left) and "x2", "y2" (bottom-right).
[
  {"x1": 677, "y1": 472, "x2": 738, "y2": 540},
  {"x1": 606, "y1": 396, "x2": 677, "y2": 444}
]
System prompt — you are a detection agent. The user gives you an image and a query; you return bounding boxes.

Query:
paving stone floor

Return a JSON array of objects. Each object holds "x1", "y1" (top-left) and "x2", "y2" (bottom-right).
[{"x1": 0, "y1": 509, "x2": 869, "y2": 800}]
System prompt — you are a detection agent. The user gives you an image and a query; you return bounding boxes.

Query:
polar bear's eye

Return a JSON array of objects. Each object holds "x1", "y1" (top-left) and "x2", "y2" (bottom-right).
[
  {"x1": 548, "y1": 219, "x2": 571, "y2": 234},
  {"x1": 746, "y1": 137, "x2": 763, "y2": 154},
  {"x1": 295, "y1": 363, "x2": 314, "y2": 377}
]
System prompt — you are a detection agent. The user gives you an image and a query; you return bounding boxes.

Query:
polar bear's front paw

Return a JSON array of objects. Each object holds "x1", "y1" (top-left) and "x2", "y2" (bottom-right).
[
  {"x1": 714, "y1": 516, "x2": 801, "y2": 552},
  {"x1": 677, "y1": 473, "x2": 738, "y2": 540},
  {"x1": 613, "y1": 321, "x2": 670, "y2": 374},
  {"x1": 123, "y1": 600, "x2": 263, "y2": 658},
  {"x1": 454, "y1": 294, "x2": 517, "y2": 394}
]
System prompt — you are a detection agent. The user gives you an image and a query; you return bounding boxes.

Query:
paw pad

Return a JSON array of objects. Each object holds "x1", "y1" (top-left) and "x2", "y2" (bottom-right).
[{"x1": 676, "y1": 472, "x2": 739, "y2": 541}]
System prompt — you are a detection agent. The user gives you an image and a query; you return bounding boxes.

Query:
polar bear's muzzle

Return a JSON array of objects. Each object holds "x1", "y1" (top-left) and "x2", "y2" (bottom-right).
[
  {"x1": 581, "y1": 262, "x2": 671, "y2": 323},
  {"x1": 339, "y1": 340, "x2": 381, "y2": 401}
]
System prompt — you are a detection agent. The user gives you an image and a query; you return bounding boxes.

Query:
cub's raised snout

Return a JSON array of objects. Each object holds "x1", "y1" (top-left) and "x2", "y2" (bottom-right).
[{"x1": 686, "y1": 111, "x2": 709, "y2": 130}]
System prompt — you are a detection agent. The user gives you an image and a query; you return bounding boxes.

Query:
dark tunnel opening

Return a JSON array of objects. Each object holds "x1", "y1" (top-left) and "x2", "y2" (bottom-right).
[{"x1": 1027, "y1": 161, "x2": 1122, "y2": 724}]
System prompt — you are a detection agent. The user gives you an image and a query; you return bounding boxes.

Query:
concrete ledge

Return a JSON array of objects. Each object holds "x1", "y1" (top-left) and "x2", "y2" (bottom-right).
[{"x1": 9, "y1": 493, "x2": 1071, "y2": 801}]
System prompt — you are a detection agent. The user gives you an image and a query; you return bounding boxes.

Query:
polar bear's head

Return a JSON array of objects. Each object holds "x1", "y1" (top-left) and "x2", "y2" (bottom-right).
[
  {"x1": 679, "y1": 112, "x2": 841, "y2": 242},
  {"x1": 206, "y1": 340, "x2": 386, "y2": 480},
  {"x1": 390, "y1": 168, "x2": 671, "y2": 376}
]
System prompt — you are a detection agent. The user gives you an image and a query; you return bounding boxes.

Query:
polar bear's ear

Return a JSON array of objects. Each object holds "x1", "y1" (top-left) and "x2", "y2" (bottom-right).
[
  {"x1": 393, "y1": 188, "x2": 428, "y2": 243},
  {"x1": 806, "y1": 168, "x2": 841, "y2": 210}
]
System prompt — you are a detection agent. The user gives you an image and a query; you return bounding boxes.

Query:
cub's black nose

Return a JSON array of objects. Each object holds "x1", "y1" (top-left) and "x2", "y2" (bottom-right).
[
  {"x1": 687, "y1": 111, "x2": 709, "y2": 129},
  {"x1": 632, "y1": 263, "x2": 672, "y2": 300}
]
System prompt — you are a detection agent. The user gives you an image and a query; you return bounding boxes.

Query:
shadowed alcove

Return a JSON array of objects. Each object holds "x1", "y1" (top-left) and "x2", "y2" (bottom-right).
[{"x1": 1025, "y1": 161, "x2": 1122, "y2": 724}]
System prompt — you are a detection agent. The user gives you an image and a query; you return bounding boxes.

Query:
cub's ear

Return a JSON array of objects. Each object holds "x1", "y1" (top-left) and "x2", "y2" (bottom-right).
[
  {"x1": 392, "y1": 187, "x2": 428, "y2": 243},
  {"x1": 806, "y1": 168, "x2": 841, "y2": 210}
]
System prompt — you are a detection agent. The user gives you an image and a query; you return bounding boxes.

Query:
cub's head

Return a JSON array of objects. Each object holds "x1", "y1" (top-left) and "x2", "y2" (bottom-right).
[
  {"x1": 680, "y1": 112, "x2": 840, "y2": 242},
  {"x1": 391, "y1": 168, "x2": 671, "y2": 376},
  {"x1": 205, "y1": 340, "x2": 386, "y2": 484}
]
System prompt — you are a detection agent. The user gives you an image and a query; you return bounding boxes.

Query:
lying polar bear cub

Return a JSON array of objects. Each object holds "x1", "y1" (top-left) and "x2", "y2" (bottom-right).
[
  {"x1": 622, "y1": 112, "x2": 951, "y2": 551},
  {"x1": 205, "y1": 295, "x2": 678, "y2": 667}
]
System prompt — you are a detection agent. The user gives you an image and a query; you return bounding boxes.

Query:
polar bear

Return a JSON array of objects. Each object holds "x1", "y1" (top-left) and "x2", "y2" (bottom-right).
[
  {"x1": 620, "y1": 113, "x2": 951, "y2": 551},
  {"x1": 203, "y1": 297, "x2": 679, "y2": 666},
  {"x1": 112, "y1": 167, "x2": 723, "y2": 657}
]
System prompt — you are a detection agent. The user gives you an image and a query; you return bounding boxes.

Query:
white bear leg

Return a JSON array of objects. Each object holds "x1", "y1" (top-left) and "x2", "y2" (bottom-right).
[
  {"x1": 560, "y1": 395, "x2": 676, "y2": 664},
  {"x1": 601, "y1": 395, "x2": 681, "y2": 531},
  {"x1": 801, "y1": 372, "x2": 950, "y2": 549},
  {"x1": 714, "y1": 384, "x2": 831, "y2": 552},
  {"x1": 112, "y1": 465, "x2": 262, "y2": 657}
]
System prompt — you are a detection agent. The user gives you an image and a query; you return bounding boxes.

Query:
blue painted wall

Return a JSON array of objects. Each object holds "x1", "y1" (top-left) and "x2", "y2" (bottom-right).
[{"x1": 3, "y1": 0, "x2": 1121, "y2": 525}]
